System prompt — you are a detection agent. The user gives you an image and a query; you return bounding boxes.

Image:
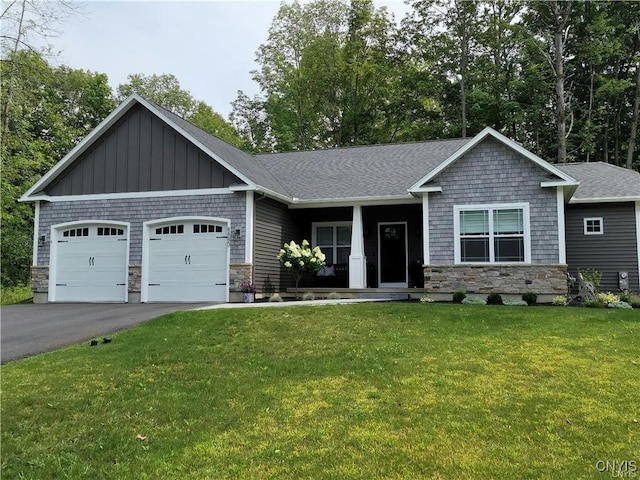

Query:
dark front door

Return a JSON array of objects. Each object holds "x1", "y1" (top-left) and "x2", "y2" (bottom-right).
[{"x1": 378, "y1": 222, "x2": 407, "y2": 286}]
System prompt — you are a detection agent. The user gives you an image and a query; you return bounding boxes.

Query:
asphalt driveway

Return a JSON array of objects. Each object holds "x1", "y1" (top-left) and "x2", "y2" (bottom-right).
[{"x1": 1, "y1": 303, "x2": 205, "y2": 364}]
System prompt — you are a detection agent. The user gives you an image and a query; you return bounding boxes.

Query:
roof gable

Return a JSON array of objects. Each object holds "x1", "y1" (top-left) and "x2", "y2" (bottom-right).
[
  {"x1": 20, "y1": 95, "x2": 264, "y2": 200},
  {"x1": 555, "y1": 162, "x2": 640, "y2": 203},
  {"x1": 408, "y1": 127, "x2": 578, "y2": 192}
]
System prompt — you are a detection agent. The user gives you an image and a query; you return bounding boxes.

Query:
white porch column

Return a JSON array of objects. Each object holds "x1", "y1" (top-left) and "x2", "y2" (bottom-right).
[
  {"x1": 349, "y1": 204, "x2": 367, "y2": 288},
  {"x1": 422, "y1": 194, "x2": 430, "y2": 265}
]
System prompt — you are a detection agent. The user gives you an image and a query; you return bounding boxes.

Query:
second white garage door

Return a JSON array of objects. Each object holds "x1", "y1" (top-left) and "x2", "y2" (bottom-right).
[{"x1": 145, "y1": 220, "x2": 229, "y2": 302}]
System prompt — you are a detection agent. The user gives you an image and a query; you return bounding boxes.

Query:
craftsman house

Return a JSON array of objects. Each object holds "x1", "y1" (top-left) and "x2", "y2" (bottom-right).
[{"x1": 20, "y1": 95, "x2": 640, "y2": 303}]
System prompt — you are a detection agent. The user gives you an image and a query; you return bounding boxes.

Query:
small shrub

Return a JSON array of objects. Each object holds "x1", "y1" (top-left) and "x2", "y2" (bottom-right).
[
  {"x1": 619, "y1": 293, "x2": 631, "y2": 303},
  {"x1": 629, "y1": 295, "x2": 640, "y2": 309},
  {"x1": 486, "y1": 293, "x2": 503, "y2": 305},
  {"x1": 596, "y1": 291, "x2": 619, "y2": 304},
  {"x1": 452, "y1": 291, "x2": 466, "y2": 303},
  {"x1": 503, "y1": 298, "x2": 528, "y2": 306},
  {"x1": 578, "y1": 268, "x2": 602, "y2": 289},
  {"x1": 521, "y1": 292, "x2": 538, "y2": 306},
  {"x1": 269, "y1": 294, "x2": 283, "y2": 302},
  {"x1": 420, "y1": 295, "x2": 434, "y2": 303},
  {"x1": 302, "y1": 292, "x2": 316, "y2": 301},
  {"x1": 327, "y1": 292, "x2": 341, "y2": 300},
  {"x1": 583, "y1": 299, "x2": 605, "y2": 308},
  {"x1": 462, "y1": 296, "x2": 486, "y2": 305},
  {"x1": 552, "y1": 295, "x2": 567, "y2": 306},
  {"x1": 607, "y1": 301, "x2": 632, "y2": 309}
]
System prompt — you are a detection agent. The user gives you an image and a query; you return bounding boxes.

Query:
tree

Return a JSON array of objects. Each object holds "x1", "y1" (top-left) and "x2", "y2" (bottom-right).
[
  {"x1": 1, "y1": 50, "x2": 115, "y2": 287},
  {"x1": 118, "y1": 72, "x2": 244, "y2": 147}
]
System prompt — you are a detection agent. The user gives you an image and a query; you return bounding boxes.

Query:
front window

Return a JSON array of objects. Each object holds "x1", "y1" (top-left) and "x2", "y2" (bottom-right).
[
  {"x1": 583, "y1": 217, "x2": 603, "y2": 235},
  {"x1": 313, "y1": 223, "x2": 352, "y2": 265},
  {"x1": 456, "y1": 204, "x2": 529, "y2": 263}
]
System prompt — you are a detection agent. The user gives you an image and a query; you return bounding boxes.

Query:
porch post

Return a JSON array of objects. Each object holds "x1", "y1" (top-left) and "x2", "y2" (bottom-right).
[
  {"x1": 422, "y1": 194, "x2": 430, "y2": 264},
  {"x1": 349, "y1": 204, "x2": 367, "y2": 288}
]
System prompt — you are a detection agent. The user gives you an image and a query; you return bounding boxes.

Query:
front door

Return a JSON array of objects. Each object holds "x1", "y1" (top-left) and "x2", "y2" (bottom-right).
[{"x1": 378, "y1": 222, "x2": 407, "y2": 287}]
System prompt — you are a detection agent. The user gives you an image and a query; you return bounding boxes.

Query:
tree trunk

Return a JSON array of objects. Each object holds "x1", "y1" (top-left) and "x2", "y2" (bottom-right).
[
  {"x1": 1, "y1": 0, "x2": 27, "y2": 143},
  {"x1": 552, "y1": 0, "x2": 571, "y2": 163},
  {"x1": 627, "y1": 59, "x2": 640, "y2": 169},
  {"x1": 459, "y1": 14, "x2": 468, "y2": 138}
]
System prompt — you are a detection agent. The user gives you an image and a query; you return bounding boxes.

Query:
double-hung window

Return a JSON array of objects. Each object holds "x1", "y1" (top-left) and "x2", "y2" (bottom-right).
[
  {"x1": 312, "y1": 222, "x2": 352, "y2": 266},
  {"x1": 455, "y1": 204, "x2": 530, "y2": 263}
]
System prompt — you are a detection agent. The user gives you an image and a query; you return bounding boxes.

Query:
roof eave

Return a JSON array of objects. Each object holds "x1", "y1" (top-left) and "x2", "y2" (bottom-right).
[
  {"x1": 288, "y1": 194, "x2": 420, "y2": 209},
  {"x1": 569, "y1": 196, "x2": 640, "y2": 204}
]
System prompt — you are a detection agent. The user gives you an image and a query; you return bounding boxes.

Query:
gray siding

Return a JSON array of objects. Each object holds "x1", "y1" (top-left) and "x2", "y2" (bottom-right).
[
  {"x1": 38, "y1": 193, "x2": 247, "y2": 265},
  {"x1": 46, "y1": 104, "x2": 242, "y2": 196},
  {"x1": 254, "y1": 197, "x2": 301, "y2": 292},
  {"x1": 565, "y1": 202, "x2": 639, "y2": 291},
  {"x1": 429, "y1": 137, "x2": 560, "y2": 264}
]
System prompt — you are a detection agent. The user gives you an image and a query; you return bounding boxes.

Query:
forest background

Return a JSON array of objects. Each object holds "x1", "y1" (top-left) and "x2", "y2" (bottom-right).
[{"x1": 2, "y1": 0, "x2": 639, "y2": 292}]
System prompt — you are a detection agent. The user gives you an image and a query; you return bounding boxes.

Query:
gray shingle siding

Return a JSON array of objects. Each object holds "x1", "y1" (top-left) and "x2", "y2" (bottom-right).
[
  {"x1": 565, "y1": 202, "x2": 639, "y2": 291},
  {"x1": 429, "y1": 138, "x2": 559, "y2": 264},
  {"x1": 38, "y1": 193, "x2": 246, "y2": 265}
]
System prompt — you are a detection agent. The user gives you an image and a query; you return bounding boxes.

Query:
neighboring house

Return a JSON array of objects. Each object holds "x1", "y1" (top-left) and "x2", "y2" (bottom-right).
[{"x1": 20, "y1": 95, "x2": 640, "y2": 303}]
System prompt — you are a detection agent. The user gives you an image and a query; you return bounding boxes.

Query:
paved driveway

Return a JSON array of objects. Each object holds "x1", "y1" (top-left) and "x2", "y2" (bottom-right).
[{"x1": 1, "y1": 303, "x2": 205, "y2": 364}]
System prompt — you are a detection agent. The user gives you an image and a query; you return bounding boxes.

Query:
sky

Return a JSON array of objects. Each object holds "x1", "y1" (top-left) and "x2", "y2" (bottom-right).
[{"x1": 45, "y1": 0, "x2": 412, "y2": 119}]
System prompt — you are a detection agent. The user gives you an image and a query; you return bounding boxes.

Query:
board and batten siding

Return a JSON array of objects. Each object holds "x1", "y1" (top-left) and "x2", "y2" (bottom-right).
[
  {"x1": 565, "y1": 202, "x2": 639, "y2": 291},
  {"x1": 428, "y1": 137, "x2": 560, "y2": 264},
  {"x1": 37, "y1": 193, "x2": 247, "y2": 266},
  {"x1": 254, "y1": 197, "x2": 301, "y2": 293},
  {"x1": 46, "y1": 103, "x2": 242, "y2": 196}
]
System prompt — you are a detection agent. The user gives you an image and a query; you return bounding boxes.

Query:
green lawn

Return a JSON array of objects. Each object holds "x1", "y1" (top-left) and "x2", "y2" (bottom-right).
[{"x1": 2, "y1": 303, "x2": 638, "y2": 479}]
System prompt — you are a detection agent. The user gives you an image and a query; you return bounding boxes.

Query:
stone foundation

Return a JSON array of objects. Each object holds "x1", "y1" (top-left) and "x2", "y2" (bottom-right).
[
  {"x1": 229, "y1": 263, "x2": 253, "y2": 294},
  {"x1": 423, "y1": 264, "x2": 568, "y2": 298},
  {"x1": 128, "y1": 265, "x2": 142, "y2": 303}
]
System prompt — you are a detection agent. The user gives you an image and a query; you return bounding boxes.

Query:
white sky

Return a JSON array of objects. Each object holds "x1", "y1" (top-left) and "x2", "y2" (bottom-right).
[{"x1": 46, "y1": 0, "x2": 412, "y2": 119}]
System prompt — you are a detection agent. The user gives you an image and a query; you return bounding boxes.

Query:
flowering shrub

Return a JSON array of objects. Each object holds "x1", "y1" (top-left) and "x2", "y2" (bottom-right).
[
  {"x1": 240, "y1": 281, "x2": 256, "y2": 293},
  {"x1": 552, "y1": 296, "x2": 567, "y2": 306},
  {"x1": 277, "y1": 240, "x2": 326, "y2": 294}
]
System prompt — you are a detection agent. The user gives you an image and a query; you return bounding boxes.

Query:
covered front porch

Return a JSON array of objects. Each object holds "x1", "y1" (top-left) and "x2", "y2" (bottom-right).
[{"x1": 290, "y1": 201, "x2": 426, "y2": 291}]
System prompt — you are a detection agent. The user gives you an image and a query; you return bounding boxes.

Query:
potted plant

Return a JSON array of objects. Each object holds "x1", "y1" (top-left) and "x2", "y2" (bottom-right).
[{"x1": 240, "y1": 281, "x2": 256, "y2": 303}]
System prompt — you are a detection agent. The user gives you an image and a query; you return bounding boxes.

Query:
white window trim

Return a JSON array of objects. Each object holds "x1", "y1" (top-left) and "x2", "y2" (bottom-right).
[
  {"x1": 312, "y1": 221, "x2": 352, "y2": 266},
  {"x1": 453, "y1": 203, "x2": 531, "y2": 264},
  {"x1": 583, "y1": 217, "x2": 603, "y2": 235}
]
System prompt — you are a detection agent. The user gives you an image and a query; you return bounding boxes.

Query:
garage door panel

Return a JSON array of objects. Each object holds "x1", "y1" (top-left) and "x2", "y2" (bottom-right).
[
  {"x1": 146, "y1": 221, "x2": 228, "y2": 302},
  {"x1": 53, "y1": 225, "x2": 128, "y2": 302}
]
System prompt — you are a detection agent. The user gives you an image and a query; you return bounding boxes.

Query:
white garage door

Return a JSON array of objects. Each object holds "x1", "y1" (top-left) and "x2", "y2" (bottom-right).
[
  {"x1": 53, "y1": 225, "x2": 128, "y2": 302},
  {"x1": 146, "y1": 221, "x2": 228, "y2": 302}
]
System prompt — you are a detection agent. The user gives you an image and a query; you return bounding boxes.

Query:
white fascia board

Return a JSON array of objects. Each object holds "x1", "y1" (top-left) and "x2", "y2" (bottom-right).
[
  {"x1": 409, "y1": 186, "x2": 443, "y2": 195},
  {"x1": 408, "y1": 127, "x2": 579, "y2": 192},
  {"x1": 20, "y1": 95, "x2": 142, "y2": 202},
  {"x1": 288, "y1": 195, "x2": 421, "y2": 209},
  {"x1": 231, "y1": 184, "x2": 293, "y2": 204},
  {"x1": 541, "y1": 180, "x2": 580, "y2": 188},
  {"x1": 569, "y1": 196, "x2": 640, "y2": 204},
  {"x1": 24, "y1": 188, "x2": 237, "y2": 203}
]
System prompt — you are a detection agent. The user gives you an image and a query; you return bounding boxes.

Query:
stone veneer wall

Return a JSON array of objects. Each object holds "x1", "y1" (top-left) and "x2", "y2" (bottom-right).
[{"x1": 423, "y1": 264, "x2": 568, "y2": 296}]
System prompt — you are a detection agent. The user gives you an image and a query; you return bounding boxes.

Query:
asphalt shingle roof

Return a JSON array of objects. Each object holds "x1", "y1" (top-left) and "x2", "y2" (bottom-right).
[
  {"x1": 255, "y1": 139, "x2": 471, "y2": 201},
  {"x1": 555, "y1": 162, "x2": 640, "y2": 202}
]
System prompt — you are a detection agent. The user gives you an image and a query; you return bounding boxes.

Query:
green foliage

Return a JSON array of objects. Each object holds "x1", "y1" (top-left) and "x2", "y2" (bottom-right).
[
  {"x1": 579, "y1": 268, "x2": 603, "y2": 289},
  {"x1": 327, "y1": 292, "x2": 341, "y2": 300},
  {"x1": 521, "y1": 292, "x2": 538, "y2": 306},
  {"x1": 462, "y1": 296, "x2": 486, "y2": 305},
  {"x1": 583, "y1": 299, "x2": 605, "y2": 308},
  {"x1": 1, "y1": 284, "x2": 33, "y2": 305},
  {"x1": 503, "y1": 298, "x2": 528, "y2": 306},
  {"x1": 552, "y1": 296, "x2": 568, "y2": 306},
  {"x1": 452, "y1": 291, "x2": 466, "y2": 303},
  {"x1": 596, "y1": 291, "x2": 619, "y2": 304},
  {"x1": 302, "y1": 292, "x2": 316, "y2": 301},
  {"x1": 607, "y1": 301, "x2": 632, "y2": 309},
  {"x1": 1, "y1": 51, "x2": 116, "y2": 287},
  {"x1": 486, "y1": 293, "x2": 503, "y2": 305},
  {"x1": 3, "y1": 304, "x2": 638, "y2": 479}
]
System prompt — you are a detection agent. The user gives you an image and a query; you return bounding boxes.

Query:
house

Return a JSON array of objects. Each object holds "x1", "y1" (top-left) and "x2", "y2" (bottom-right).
[{"x1": 20, "y1": 95, "x2": 640, "y2": 303}]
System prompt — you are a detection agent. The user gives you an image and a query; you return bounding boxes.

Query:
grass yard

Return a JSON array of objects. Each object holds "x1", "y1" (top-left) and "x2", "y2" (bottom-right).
[{"x1": 1, "y1": 303, "x2": 638, "y2": 479}]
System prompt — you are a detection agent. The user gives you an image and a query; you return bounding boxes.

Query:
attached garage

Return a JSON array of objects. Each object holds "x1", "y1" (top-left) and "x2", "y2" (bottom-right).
[
  {"x1": 49, "y1": 222, "x2": 129, "y2": 302},
  {"x1": 142, "y1": 218, "x2": 230, "y2": 302}
]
